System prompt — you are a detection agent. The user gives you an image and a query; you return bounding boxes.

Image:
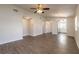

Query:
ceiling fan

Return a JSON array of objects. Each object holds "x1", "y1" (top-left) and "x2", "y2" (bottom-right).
[{"x1": 30, "y1": 4, "x2": 50, "y2": 14}]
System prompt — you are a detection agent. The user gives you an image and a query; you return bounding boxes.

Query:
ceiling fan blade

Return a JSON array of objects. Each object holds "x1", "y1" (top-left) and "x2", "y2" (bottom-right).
[
  {"x1": 34, "y1": 11, "x2": 37, "y2": 13},
  {"x1": 30, "y1": 8, "x2": 36, "y2": 9},
  {"x1": 43, "y1": 8, "x2": 50, "y2": 10},
  {"x1": 42, "y1": 11, "x2": 44, "y2": 13}
]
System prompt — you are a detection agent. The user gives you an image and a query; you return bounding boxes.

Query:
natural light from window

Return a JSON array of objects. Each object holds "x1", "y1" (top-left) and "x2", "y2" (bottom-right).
[
  {"x1": 75, "y1": 16, "x2": 77, "y2": 31},
  {"x1": 58, "y1": 19, "x2": 67, "y2": 33}
]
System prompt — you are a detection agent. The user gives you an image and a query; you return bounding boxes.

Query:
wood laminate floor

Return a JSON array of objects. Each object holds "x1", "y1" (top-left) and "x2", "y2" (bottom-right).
[{"x1": 0, "y1": 33, "x2": 79, "y2": 54}]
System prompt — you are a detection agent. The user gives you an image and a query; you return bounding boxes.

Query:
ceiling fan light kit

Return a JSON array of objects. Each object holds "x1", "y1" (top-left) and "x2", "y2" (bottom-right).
[{"x1": 37, "y1": 9, "x2": 43, "y2": 14}]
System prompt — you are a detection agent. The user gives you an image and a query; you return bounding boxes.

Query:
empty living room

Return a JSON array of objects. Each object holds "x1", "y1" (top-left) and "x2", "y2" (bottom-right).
[{"x1": 0, "y1": 4, "x2": 79, "y2": 54}]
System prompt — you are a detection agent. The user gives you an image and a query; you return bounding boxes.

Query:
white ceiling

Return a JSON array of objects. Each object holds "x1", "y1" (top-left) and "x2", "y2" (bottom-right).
[{"x1": 16, "y1": 4, "x2": 77, "y2": 18}]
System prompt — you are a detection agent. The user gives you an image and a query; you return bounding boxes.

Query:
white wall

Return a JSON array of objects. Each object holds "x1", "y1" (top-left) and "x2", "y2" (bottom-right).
[
  {"x1": 67, "y1": 17, "x2": 75, "y2": 37},
  {"x1": 0, "y1": 5, "x2": 23, "y2": 44},
  {"x1": 0, "y1": 5, "x2": 45, "y2": 44},
  {"x1": 75, "y1": 5, "x2": 79, "y2": 48}
]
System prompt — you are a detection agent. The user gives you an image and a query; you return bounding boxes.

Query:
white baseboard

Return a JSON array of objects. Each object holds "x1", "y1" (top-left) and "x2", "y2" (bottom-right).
[
  {"x1": 0, "y1": 37, "x2": 23, "y2": 45},
  {"x1": 31, "y1": 33, "x2": 43, "y2": 36}
]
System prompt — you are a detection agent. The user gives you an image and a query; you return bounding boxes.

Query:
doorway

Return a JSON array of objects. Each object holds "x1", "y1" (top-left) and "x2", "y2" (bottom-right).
[
  {"x1": 58, "y1": 19, "x2": 67, "y2": 33},
  {"x1": 42, "y1": 21, "x2": 52, "y2": 34},
  {"x1": 22, "y1": 16, "x2": 33, "y2": 36}
]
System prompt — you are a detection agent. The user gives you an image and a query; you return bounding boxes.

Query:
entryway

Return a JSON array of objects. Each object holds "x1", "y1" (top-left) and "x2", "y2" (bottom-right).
[{"x1": 58, "y1": 19, "x2": 67, "y2": 34}]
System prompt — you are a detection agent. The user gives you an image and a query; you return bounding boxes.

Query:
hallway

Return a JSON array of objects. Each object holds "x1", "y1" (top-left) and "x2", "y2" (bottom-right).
[{"x1": 0, "y1": 33, "x2": 79, "y2": 54}]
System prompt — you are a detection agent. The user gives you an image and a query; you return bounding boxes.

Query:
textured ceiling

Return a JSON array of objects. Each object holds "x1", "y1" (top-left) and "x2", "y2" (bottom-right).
[{"x1": 16, "y1": 4, "x2": 77, "y2": 18}]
